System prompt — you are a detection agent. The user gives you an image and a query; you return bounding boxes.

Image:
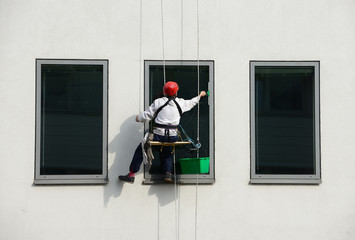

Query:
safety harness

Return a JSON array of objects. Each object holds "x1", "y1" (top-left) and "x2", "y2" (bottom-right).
[
  {"x1": 153, "y1": 97, "x2": 183, "y2": 136},
  {"x1": 142, "y1": 97, "x2": 183, "y2": 169}
]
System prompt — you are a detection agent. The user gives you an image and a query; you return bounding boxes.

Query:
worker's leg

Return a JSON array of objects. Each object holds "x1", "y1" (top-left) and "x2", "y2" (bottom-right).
[
  {"x1": 154, "y1": 134, "x2": 179, "y2": 174},
  {"x1": 129, "y1": 143, "x2": 143, "y2": 173},
  {"x1": 160, "y1": 146, "x2": 172, "y2": 173},
  {"x1": 119, "y1": 143, "x2": 142, "y2": 183}
]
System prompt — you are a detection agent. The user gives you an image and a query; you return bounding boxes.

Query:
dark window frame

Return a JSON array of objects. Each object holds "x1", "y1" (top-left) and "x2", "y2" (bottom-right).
[
  {"x1": 250, "y1": 61, "x2": 321, "y2": 184},
  {"x1": 34, "y1": 59, "x2": 108, "y2": 185}
]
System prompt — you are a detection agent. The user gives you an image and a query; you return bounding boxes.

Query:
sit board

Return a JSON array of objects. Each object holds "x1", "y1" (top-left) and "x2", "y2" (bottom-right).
[{"x1": 149, "y1": 141, "x2": 191, "y2": 146}]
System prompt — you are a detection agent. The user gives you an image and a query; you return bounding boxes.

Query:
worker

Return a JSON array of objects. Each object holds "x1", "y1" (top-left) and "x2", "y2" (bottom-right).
[{"x1": 119, "y1": 81, "x2": 207, "y2": 183}]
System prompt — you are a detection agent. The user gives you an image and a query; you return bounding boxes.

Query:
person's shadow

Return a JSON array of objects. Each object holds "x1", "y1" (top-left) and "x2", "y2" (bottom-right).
[
  {"x1": 104, "y1": 115, "x2": 183, "y2": 239},
  {"x1": 103, "y1": 115, "x2": 142, "y2": 206},
  {"x1": 104, "y1": 115, "x2": 179, "y2": 211}
]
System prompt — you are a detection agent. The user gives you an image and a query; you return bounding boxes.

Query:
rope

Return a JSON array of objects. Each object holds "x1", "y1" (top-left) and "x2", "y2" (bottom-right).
[
  {"x1": 161, "y1": 1, "x2": 178, "y2": 238},
  {"x1": 173, "y1": 153, "x2": 179, "y2": 240},
  {"x1": 159, "y1": 1, "x2": 201, "y2": 240},
  {"x1": 180, "y1": 0, "x2": 184, "y2": 61},
  {"x1": 178, "y1": 125, "x2": 201, "y2": 149},
  {"x1": 139, "y1": 0, "x2": 143, "y2": 113},
  {"x1": 195, "y1": 0, "x2": 200, "y2": 239},
  {"x1": 195, "y1": 173, "x2": 199, "y2": 240},
  {"x1": 160, "y1": 0, "x2": 166, "y2": 84},
  {"x1": 196, "y1": 0, "x2": 200, "y2": 159}
]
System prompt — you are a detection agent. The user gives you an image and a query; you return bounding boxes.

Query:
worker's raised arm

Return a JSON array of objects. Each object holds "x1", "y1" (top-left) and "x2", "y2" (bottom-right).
[{"x1": 177, "y1": 91, "x2": 207, "y2": 113}]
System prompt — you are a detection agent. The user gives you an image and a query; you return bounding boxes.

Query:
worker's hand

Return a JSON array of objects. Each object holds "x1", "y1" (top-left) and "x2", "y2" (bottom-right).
[
  {"x1": 199, "y1": 91, "x2": 207, "y2": 98},
  {"x1": 135, "y1": 115, "x2": 139, "y2": 122}
]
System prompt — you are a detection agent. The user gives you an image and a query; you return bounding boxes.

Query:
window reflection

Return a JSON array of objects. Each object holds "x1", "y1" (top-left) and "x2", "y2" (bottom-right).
[
  {"x1": 255, "y1": 66, "x2": 315, "y2": 175},
  {"x1": 40, "y1": 65, "x2": 104, "y2": 175}
]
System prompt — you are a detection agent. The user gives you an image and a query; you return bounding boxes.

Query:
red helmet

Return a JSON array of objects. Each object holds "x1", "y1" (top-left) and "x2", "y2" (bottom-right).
[{"x1": 163, "y1": 81, "x2": 179, "y2": 96}]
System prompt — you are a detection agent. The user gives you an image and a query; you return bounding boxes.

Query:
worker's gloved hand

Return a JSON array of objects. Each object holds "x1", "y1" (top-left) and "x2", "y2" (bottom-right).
[
  {"x1": 199, "y1": 91, "x2": 207, "y2": 98},
  {"x1": 135, "y1": 115, "x2": 140, "y2": 122}
]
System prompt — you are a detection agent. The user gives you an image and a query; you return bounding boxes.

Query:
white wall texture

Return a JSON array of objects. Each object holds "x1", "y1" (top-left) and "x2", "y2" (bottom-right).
[{"x1": 1, "y1": 0, "x2": 355, "y2": 239}]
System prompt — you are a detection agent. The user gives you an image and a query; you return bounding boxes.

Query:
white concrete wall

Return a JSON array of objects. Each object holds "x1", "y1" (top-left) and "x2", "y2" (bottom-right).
[{"x1": 1, "y1": 0, "x2": 355, "y2": 239}]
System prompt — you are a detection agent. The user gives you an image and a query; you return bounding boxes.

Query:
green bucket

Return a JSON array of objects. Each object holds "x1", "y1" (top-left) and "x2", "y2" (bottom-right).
[{"x1": 179, "y1": 157, "x2": 210, "y2": 174}]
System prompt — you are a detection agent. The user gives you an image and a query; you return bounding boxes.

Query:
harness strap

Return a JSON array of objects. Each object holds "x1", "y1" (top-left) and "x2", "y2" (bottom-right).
[
  {"x1": 153, "y1": 97, "x2": 183, "y2": 137},
  {"x1": 153, "y1": 97, "x2": 183, "y2": 119},
  {"x1": 155, "y1": 123, "x2": 178, "y2": 129},
  {"x1": 172, "y1": 98, "x2": 183, "y2": 117},
  {"x1": 154, "y1": 98, "x2": 172, "y2": 119}
]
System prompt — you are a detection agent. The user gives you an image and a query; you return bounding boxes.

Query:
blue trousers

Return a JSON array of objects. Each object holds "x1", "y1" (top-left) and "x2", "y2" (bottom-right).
[{"x1": 129, "y1": 134, "x2": 179, "y2": 174}]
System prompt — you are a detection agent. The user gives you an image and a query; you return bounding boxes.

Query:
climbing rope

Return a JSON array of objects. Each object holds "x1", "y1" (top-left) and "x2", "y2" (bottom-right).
[
  {"x1": 195, "y1": 0, "x2": 200, "y2": 239},
  {"x1": 180, "y1": 0, "x2": 184, "y2": 61},
  {"x1": 195, "y1": 171, "x2": 199, "y2": 240},
  {"x1": 161, "y1": 1, "x2": 179, "y2": 239},
  {"x1": 139, "y1": 0, "x2": 144, "y2": 113},
  {"x1": 173, "y1": 153, "x2": 179, "y2": 240},
  {"x1": 159, "y1": 1, "x2": 202, "y2": 239},
  {"x1": 196, "y1": 0, "x2": 201, "y2": 159},
  {"x1": 160, "y1": 0, "x2": 166, "y2": 84}
]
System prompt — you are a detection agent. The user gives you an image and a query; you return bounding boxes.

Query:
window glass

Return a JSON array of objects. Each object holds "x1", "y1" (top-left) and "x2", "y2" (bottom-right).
[
  {"x1": 35, "y1": 60, "x2": 108, "y2": 184},
  {"x1": 251, "y1": 62, "x2": 320, "y2": 184},
  {"x1": 40, "y1": 64, "x2": 103, "y2": 175}
]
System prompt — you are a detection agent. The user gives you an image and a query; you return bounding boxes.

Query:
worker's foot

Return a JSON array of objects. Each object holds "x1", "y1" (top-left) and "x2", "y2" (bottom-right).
[
  {"x1": 164, "y1": 172, "x2": 174, "y2": 183},
  {"x1": 119, "y1": 174, "x2": 135, "y2": 183}
]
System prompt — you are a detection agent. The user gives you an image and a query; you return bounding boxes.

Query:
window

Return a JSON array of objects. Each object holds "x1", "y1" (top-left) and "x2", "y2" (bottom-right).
[
  {"x1": 143, "y1": 60, "x2": 215, "y2": 184},
  {"x1": 250, "y1": 61, "x2": 320, "y2": 184},
  {"x1": 35, "y1": 59, "x2": 108, "y2": 184}
]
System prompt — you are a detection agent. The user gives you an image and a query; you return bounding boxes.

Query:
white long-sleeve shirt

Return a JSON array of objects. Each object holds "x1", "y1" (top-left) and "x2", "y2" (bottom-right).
[{"x1": 137, "y1": 96, "x2": 201, "y2": 136}]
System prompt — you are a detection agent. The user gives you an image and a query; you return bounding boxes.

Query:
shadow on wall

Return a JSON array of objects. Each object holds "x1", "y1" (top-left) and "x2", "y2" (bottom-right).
[
  {"x1": 103, "y1": 115, "x2": 142, "y2": 206},
  {"x1": 148, "y1": 184, "x2": 178, "y2": 207},
  {"x1": 103, "y1": 115, "x2": 180, "y2": 208}
]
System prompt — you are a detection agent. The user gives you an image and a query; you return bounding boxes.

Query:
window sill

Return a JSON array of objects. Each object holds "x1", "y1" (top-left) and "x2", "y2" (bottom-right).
[
  {"x1": 250, "y1": 178, "x2": 321, "y2": 185},
  {"x1": 33, "y1": 178, "x2": 108, "y2": 185},
  {"x1": 143, "y1": 174, "x2": 215, "y2": 185}
]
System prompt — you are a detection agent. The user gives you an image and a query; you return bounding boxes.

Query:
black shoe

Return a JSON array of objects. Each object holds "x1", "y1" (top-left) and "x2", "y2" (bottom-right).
[
  {"x1": 119, "y1": 174, "x2": 135, "y2": 183},
  {"x1": 164, "y1": 172, "x2": 174, "y2": 183}
]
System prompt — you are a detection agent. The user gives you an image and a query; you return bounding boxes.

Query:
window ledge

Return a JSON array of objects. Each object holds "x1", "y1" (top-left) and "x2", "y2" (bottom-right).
[
  {"x1": 250, "y1": 178, "x2": 321, "y2": 185},
  {"x1": 143, "y1": 176, "x2": 215, "y2": 185},
  {"x1": 34, "y1": 178, "x2": 108, "y2": 185}
]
